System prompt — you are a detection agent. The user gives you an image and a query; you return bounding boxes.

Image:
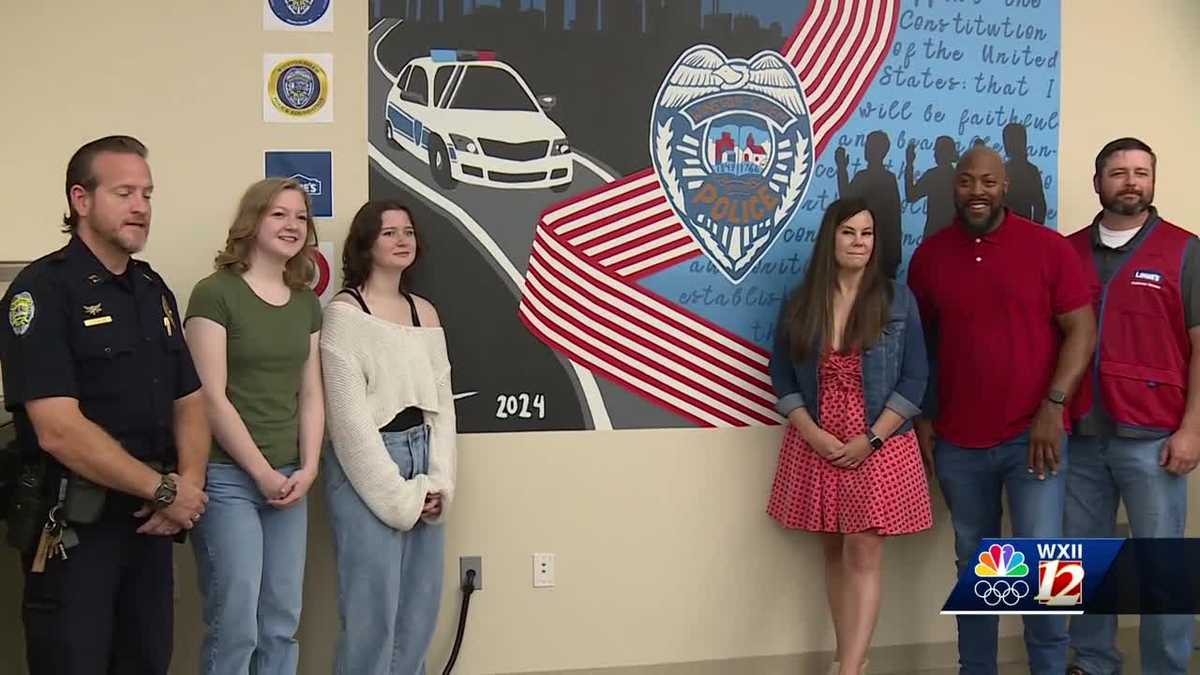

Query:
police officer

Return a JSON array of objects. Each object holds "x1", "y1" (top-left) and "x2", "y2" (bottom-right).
[{"x1": 0, "y1": 135, "x2": 209, "y2": 674}]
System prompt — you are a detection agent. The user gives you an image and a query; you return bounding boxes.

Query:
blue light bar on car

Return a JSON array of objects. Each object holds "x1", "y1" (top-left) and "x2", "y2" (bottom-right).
[{"x1": 430, "y1": 49, "x2": 496, "y2": 62}]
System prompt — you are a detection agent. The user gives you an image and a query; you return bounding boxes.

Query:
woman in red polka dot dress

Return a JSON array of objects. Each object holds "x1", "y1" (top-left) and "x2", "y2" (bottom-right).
[{"x1": 767, "y1": 198, "x2": 932, "y2": 675}]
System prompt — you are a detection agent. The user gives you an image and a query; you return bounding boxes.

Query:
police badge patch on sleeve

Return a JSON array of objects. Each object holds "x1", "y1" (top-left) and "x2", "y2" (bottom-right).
[
  {"x1": 9, "y1": 291, "x2": 35, "y2": 336},
  {"x1": 651, "y1": 45, "x2": 814, "y2": 284}
]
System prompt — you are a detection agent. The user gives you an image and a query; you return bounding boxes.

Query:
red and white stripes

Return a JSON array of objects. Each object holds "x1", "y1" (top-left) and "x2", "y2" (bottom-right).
[
  {"x1": 519, "y1": 0, "x2": 900, "y2": 427},
  {"x1": 786, "y1": 0, "x2": 899, "y2": 156}
]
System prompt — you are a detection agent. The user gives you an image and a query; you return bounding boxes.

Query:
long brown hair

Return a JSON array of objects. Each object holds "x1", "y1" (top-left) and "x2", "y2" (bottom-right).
[
  {"x1": 341, "y1": 200, "x2": 422, "y2": 291},
  {"x1": 783, "y1": 198, "x2": 892, "y2": 362},
  {"x1": 214, "y1": 178, "x2": 318, "y2": 289}
]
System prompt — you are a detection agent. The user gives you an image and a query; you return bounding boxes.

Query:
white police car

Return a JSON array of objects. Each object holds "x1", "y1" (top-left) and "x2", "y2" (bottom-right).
[{"x1": 385, "y1": 50, "x2": 573, "y2": 191}]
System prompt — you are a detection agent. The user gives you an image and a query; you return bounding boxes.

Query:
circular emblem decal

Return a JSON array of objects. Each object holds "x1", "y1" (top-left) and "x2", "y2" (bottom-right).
[
  {"x1": 269, "y1": 0, "x2": 330, "y2": 26},
  {"x1": 308, "y1": 246, "x2": 332, "y2": 299},
  {"x1": 268, "y1": 58, "x2": 328, "y2": 117}
]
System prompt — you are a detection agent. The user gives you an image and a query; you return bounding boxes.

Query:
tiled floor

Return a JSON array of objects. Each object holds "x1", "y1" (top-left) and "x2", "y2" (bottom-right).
[
  {"x1": 918, "y1": 660, "x2": 1200, "y2": 674},
  {"x1": 912, "y1": 637, "x2": 1200, "y2": 675},
  {"x1": 913, "y1": 667, "x2": 1027, "y2": 675},
  {"x1": 516, "y1": 626, "x2": 1200, "y2": 675}
]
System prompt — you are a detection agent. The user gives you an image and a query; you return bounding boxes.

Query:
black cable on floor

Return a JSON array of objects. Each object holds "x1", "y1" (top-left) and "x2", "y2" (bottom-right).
[{"x1": 441, "y1": 568, "x2": 477, "y2": 675}]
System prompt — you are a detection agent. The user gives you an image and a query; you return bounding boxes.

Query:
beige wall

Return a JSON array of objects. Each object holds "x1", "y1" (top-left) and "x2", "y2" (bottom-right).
[{"x1": 1, "y1": 1, "x2": 1199, "y2": 674}]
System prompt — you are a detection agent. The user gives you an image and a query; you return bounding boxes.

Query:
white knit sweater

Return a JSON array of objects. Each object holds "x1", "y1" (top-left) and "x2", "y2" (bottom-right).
[{"x1": 320, "y1": 301, "x2": 456, "y2": 531}]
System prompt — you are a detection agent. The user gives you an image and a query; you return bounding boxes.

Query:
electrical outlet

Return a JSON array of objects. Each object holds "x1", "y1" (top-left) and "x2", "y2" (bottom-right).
[
  {"x1": 532, "y1": 552, "x2": 555, "y2": 588},
  {"x1": 460, "y1": 555, "x2": 482, "y2": 590}
]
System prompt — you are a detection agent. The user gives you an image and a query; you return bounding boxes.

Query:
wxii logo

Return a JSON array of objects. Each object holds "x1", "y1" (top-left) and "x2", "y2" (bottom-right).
[{"x1": 1035, "y1": 543, "x2": 1084, "y2": 606}]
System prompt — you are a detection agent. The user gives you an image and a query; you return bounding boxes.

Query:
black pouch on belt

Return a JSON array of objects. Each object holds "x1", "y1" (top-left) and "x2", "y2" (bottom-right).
[
  {"x1": 5, "y1": 459, "x2": 52, "y2": 554},
  {"x1": 62, "y1": 473, "x2": 107, "y2": 524}
]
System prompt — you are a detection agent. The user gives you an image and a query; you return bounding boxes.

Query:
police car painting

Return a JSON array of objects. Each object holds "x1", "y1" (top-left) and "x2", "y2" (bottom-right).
[{"x1": 385, "y1": 49, "x2": 573, "y2": 191}]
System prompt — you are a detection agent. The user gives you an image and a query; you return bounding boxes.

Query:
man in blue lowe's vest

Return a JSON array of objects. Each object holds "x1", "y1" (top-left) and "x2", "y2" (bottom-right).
[{"x1": 1064, "y1": 137, "x2": 1199, "y2": 675}]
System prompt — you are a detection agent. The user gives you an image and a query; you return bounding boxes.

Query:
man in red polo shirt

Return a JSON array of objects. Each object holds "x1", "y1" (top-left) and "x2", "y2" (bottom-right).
[
  {"x1": 1063, "y1": 138, "x2": 1199, "y2": 675},
  {"x1": 908, "y1": 147, "x2": 1096, "y2": 675}
]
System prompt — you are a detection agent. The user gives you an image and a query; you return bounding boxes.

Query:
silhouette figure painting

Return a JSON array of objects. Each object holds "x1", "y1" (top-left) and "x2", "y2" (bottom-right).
[
  {"x1": 835, "y1": 130, "x2": 902, "y2": 278},
  {"x1": 905, "y1": 135, "x2": 958, "y2": 239},
  {"x1": 1003, "y1": 122, "x2": 1047, "y2": 224}
]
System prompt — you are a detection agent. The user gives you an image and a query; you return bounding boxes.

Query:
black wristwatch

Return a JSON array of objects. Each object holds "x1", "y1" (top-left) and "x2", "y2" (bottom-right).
[
  {"x1": 867, "y1": 431, "x2": 884, "y2": 451},
  {"x1": 1047, "y1": 389, "x2": 1067, "y2": 406},
  {"x1": 153, "y1": 474, "x2": 178, "y2": 510}
]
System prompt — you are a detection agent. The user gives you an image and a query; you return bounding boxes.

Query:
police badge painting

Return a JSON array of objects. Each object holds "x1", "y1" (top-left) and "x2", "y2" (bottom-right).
[
  {"x1": 650, "y1": 46, "x2": 812, "y2": 284},
  {"x1": 366, "y1": 0, "x2": 1060, "y2": 431},
  {"x1": 264, "y1": 54, "x2": 334, "y2": 123},
  {"x1": 264, "y1": 0, "x2": 333, "y2": 31},
  {"x1": 518, "y1": 2, "x2": 901, "y2": 428}
]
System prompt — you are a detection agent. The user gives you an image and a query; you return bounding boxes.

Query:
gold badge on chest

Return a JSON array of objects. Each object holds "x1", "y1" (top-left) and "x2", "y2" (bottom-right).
[
  {"x1": 161, "y1": 295, "x2": 175, "y2": 336},
  {"x1": 82, "y1": 302, "x2": 112, "y2": 327}
]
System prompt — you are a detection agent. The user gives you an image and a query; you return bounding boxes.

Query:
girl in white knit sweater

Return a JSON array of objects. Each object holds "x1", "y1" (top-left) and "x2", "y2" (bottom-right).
[{"x1": 320, "y1": 201, "x2": 457, "y2": 675}]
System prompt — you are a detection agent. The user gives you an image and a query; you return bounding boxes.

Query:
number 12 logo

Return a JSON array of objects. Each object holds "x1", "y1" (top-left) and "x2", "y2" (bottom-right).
[{"x1": 1037, "y1": 560, "x2": 1084, "y2": 606}]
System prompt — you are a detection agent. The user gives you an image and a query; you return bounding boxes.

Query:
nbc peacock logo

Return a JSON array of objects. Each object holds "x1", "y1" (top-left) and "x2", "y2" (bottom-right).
[
  {"x1": 972, "y1": 544, "x2": 1031, "y2": 607},
  {"x1": 976, "y1": 543, "x2": 1030, "y2": 578}
]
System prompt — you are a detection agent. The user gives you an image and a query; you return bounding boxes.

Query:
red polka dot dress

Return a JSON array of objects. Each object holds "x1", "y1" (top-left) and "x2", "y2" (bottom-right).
[{"x1": 767, "y1": 350, "x2": 932, "y2": 535}]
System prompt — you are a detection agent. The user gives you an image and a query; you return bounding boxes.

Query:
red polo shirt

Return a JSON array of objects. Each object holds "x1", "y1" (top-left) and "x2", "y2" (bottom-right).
[{"x1": 907, "y1": 210, "x2": 1091, "y2": 448}]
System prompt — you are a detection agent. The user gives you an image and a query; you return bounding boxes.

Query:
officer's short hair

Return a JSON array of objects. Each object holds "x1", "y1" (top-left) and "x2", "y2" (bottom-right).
[
  {"x1": 215, "y1": 178, "x2": 317, "y2": 289},
  {"x1": 1095, "y1": 137, "x2": 1156, "y2": 177},
  {"x1": 63, "y1": 135, "x2": 149, "y2": 233}
]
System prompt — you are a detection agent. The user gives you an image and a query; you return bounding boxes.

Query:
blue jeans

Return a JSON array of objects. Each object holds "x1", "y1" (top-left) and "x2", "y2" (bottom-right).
[
  {"x1": 1064, "y1": 434, "x2": 1192, "y2": 675},
  {"x1": 192, "y1": 462, "x2": 308, "y2": 675},
  {"x1": 934, "y1": 433, "x2": 1070, "y2": 675},
  {"x1": 325, "y1": 425, "x2": 445, "y2": 675}
]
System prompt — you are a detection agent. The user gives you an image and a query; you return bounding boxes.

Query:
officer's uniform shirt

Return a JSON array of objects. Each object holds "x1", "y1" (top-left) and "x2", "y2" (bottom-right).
[{"x1": 0, "y1": 235, "x2": 201, "y2": 466}]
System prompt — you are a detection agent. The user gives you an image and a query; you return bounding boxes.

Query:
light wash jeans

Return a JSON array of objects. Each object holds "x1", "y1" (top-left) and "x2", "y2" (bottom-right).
[
  {"x1": 193, "y1": 462, "x2": 308, "y2": 675},
  {"x1": 325, "y1": 424, "x2": 446, "y2": 675},
  {"x1": 1065, "y1": 434, "x2": 1192, "y2": 675}
]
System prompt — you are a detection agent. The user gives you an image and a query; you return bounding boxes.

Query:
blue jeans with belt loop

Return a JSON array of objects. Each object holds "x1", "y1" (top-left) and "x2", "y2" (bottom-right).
[
  {"x1": 1064, "y1": 433, "x2": 1192, "y2": 675},
  {"x1": 324, "y1": 424, "x2": 446, "y2": 675},
  {"x1": 934, "y1": 432, "x2": 1070, "y2": 675},
  {"x1": 192, "y1": 462, "x2": 308, "y2": 675}
]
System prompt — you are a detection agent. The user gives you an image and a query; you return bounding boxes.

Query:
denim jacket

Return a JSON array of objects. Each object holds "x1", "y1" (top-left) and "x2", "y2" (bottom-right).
[{"x1": 769, "y1": 281, "x2": 929, "y2": 434}]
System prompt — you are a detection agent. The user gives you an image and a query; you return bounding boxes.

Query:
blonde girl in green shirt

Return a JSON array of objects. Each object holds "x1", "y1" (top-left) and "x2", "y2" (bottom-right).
[{"x1": 184, "y1": 178, "x2": 323, "y2": 675}]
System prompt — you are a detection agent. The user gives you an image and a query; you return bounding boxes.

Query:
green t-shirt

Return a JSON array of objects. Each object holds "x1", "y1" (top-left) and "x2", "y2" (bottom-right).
[{"x1": 186, "y1": 270, "x2": 322, "y2": 468}]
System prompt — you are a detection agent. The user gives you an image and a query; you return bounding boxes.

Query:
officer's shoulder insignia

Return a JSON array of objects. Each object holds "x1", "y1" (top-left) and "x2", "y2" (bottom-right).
[
  {"x1": 9, "y1": 291, "x2": 35, "y2": 336},
  {"x1": 650, "y1": 45, "x2": 813, "y2": 284}
]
